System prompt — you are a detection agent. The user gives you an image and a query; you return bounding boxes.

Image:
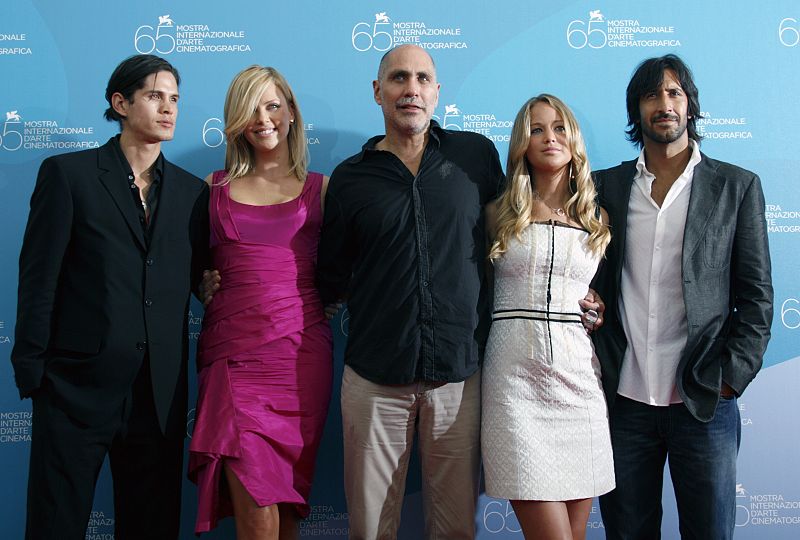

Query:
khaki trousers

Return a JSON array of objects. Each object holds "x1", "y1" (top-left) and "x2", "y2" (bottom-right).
[{"x1": 341, "y1": 365, "x2": 481, "y2": 540}]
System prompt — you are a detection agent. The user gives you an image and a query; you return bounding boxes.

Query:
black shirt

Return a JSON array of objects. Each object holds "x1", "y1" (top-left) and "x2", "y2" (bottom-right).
[
  {"x1": 317, "y1": 121, "x2": 503, "y2": 384},
  {"x1": 110, "y1": 134, "x2": 164, "y2": 241}
]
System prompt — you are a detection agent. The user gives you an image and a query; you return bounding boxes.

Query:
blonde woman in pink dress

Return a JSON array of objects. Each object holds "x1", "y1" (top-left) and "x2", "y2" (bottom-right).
[{"x1": 189, "y1": 66, "x2": 332, "y2": 539}]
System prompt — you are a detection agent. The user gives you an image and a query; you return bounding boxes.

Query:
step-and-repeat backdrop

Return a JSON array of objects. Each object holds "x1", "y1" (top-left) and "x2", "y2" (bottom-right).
[{"x1": 2, "y1": 1, "x2": 798, "y2": 538}]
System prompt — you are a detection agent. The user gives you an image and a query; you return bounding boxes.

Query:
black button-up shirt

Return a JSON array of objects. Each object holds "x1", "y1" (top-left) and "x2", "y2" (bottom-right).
[
  {"x1": 318, "y1": 121, "x2": 503, "y2": 384},
  {"x1": 110, "y1": 135, "x2": 164, "y2": 241}
]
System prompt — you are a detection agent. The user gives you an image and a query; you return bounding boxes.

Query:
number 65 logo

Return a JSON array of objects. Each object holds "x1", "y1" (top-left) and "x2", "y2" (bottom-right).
[
  {"x1": 352, "y1": 13, "x2": 393, "y2": 52},
  {"x1": 566, "y1": 18, "x2": 608, "y2": 49},
  {"x1": 779, "y1": 18, "x2": 799, "y2": 47},
  {"x1": 1, "y1": 113, "x2": 23, "y2": 152},
  {"x1": 781, "y1": 298, "x2": 800, "y2": 329},
  {"x1": 134, "y1": 17, "x2": 176, "y2": 54}
]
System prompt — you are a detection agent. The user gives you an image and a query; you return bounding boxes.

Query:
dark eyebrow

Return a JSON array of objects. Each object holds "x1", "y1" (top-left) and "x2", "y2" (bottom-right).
[
  {"x1": 387, "y1": 69, "x2": 410, "y2": 79},
  {"x1": 147, "y1": 89, "x2": 180, "y2": 99}
]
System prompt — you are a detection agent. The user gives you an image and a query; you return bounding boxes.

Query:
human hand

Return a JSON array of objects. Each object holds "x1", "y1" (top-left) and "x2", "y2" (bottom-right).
[
  {"x1": 720, "y1": 382, "x2": 736, "y2": 399},
  {"x1": 579, "y1": 288, "x2": 605, "y2": 333},
  {"x1": 324, "y1": 302, "x2": 343, "y2": 320},
  {"x1": 200, "y1": 270, "x2": 221, "y2": 307}
]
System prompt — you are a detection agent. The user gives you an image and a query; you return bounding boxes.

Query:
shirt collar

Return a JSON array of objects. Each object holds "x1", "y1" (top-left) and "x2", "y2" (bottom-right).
[
  {"x1": 635, "y1": 139, "x2": 701, "y2": 181},
  {"x1": 110, "y1": 134, "x2": 165, "y2": 184},
  {"x1": 348, "y1": 120, "x2": 443, "y2": 164}
]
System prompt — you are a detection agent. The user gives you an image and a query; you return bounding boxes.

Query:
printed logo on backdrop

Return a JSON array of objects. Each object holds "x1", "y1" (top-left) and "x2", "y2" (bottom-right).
[
  {"x1": 587, "y1": 504, "x2": 605, "y2": 530},
  {"x1": 85, "y1": 509, "x2": 114, "y2": 540},
  {"x1": 134, "y1": 14, "x2": 250, "y2": 54},
  {"x1": 0, "y1": 320, "x2": 9, "y2": 345},
  {"x1": 339, "y1": 307, "x2": 349, "y2": 337},
  {"x1": 351, "y1": 12, "x2": 467, "y2": 52},
  {"x1": 300, "y1": 506, "x2": 349, "y2": 536},
  {"x1": 566, "y1": 10, "x2": 681, "y2": 49},
  {"x1": 201, "y1": 120, "x2": 320, "y2": 148},
  {"x1": 738, "y1": 401, "x2": 753, "y2": 427},
  {"x1": 0, "y1": 31, "x2": 31, "y2": 55},
  {"x1": 433, "y1": 103, "x2": 512, "y2": 143},
  {"x1": 482, "y1": 499, "x2": 522, "y2": 534},
  {"x1": 735, "y1": 483, "x2": 800, "y2": 527},
  {"x1": 697, "y1": 110, "x2": 751, "y2": 141},
  {"x1": 0, "y1": 109, "x2": 99, "y2": 152},
  {"x1": 187, "y1": 407, "x2": 195, "y2": 438},
  {"x1": 779, "y1": 298, "x2": 800, "y2": 328},
  {"x1": 779, "y1": 17, "x2": 800, "y2": 46},
  {"x1": 766, "y1": 205, "x2": 800, "y2": 234},
  {"x1": 189, "y1": 309, "x2": 202, "y2": 340},
  {"x1": 0, "y1": 410, "x2": 31, "y2": 444}
]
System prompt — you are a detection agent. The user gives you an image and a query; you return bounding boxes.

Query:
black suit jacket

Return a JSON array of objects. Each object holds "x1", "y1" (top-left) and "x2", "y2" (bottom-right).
[
  {"x1": 12, "y1": 137, "x2": 209, "y2": 436},
  {"x1": 592, "y1": 153, "x2": 773, "y2": 422}
]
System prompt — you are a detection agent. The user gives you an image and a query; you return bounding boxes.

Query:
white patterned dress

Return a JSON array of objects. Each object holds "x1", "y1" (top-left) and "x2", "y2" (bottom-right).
[{"x1": 482, "y1": 221, "x2": 615, "y2": 500}]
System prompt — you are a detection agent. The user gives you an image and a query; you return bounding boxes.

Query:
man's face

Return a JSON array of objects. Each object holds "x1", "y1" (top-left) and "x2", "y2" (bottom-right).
[
  {"x1": 373, "y1": 46, "x2": 440, "y2": 137},
  {"x1": 638, "y1": 69, "x2": 689, "y2": 146},
  {"x1": 116, "y1": 71, "x2": 179, "y2": 144}
]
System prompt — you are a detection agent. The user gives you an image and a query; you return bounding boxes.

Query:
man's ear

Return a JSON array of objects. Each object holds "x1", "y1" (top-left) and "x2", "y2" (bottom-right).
[{"x1": 111, "y1": 92, "x2": 129, "y2": 119}]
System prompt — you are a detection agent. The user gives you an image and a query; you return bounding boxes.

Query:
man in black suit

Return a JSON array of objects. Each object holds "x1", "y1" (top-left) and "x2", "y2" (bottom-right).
[
  {"x1": 11, "y1": 55, "x2": 209, "y2": 540},
  {"x1": 592, "y1": 54, "x2": 773, "y2": 539}
]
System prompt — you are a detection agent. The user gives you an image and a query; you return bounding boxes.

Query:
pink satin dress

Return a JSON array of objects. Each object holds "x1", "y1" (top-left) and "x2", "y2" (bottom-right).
[{"x1": 188, "y1": 171, "x2": 332, "y2": 533}]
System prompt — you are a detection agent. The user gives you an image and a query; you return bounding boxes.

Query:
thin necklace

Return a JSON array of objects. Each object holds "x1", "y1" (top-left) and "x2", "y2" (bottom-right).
[{"x1": 533, "y1": 190, "x2": 566, "y2": 218}]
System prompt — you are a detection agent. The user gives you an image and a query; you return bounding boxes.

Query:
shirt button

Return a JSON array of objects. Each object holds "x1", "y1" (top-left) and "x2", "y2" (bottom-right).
[
  {"x1": 145, "y1": 299, "x2": 153, "y2": 307},
  {"x1": 422, "y1": 281, "x2": 429, "y2": 287},
  {"x1": 146, "y1": 258, "x2": 153, "y2": 266},
  {"x1": 128, "y1": 174, "x2": 134, "y2": 181}
]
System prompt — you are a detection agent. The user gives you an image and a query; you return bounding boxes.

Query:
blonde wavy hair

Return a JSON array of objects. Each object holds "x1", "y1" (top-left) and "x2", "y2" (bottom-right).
[
  {"x1": 220, "y1": 65, "x2": 307, "y2": 183},
  {"x1": 489, "y1": 94, "x2": 610, "y2": 259}
]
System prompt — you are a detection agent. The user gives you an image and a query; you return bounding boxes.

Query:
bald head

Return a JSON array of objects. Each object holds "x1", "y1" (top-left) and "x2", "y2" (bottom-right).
[
  {"x1": 372, "y1": 44, "x2": 440, "y2": 139},
  {"x1": 377, "y1": 45, "x2": 436, "y2": 81}
]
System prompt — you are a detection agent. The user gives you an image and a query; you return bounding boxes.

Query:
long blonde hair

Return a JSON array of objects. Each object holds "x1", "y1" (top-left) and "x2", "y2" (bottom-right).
[
  {"x1": 221, "y1": 65, "x2": 307, "y2": 183},
  {"x1": 489, "y1": 94, "x2": 610, "y2": 259}
]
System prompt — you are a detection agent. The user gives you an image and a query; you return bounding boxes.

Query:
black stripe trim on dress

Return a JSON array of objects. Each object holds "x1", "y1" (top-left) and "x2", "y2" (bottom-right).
[
  {"x1": 492, "y1": 311, "x2": 582, "y2": 324},
  {"x1": 493, "y1": 308, "x2": 577, "y2": 316}
]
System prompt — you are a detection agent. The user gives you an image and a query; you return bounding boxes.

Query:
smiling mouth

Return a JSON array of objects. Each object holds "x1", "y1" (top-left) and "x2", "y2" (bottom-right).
[{"x1": 253, "y1": 128, "x2": 276, "y2": 135}]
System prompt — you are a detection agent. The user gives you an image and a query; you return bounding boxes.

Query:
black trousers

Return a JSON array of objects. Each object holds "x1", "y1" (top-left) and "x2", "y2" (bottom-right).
[{"x1": 25, "y1": 359, "x2": 184, "y2": 540}]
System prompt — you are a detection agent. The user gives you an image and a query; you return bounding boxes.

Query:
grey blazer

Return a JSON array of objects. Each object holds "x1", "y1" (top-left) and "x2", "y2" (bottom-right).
[{"x1": 592, "y1": 152, "x2": 773, "y2": 422}]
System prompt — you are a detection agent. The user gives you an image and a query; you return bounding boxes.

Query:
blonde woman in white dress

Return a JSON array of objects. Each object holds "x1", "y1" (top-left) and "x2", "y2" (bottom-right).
[{"x1": 482, "y1": 94, "x2": 614, "y2": 540}]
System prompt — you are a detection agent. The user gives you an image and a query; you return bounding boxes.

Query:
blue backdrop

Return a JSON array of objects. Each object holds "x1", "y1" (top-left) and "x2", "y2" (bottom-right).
[{"x1": 1, "y1": 1, "x2": 799, "y2": 538}]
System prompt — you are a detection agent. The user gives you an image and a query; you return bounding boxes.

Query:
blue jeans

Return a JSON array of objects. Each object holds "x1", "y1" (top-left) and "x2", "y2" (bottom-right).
[{"x1": 599, "y1": 395, "x2": 741, "y2": 540}]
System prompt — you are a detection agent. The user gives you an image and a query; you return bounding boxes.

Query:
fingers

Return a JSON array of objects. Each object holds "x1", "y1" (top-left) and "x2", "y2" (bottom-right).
[
  {"x1": 581, "y1": 309, "x2": 602, "y2": 333},
  {"x1": 586, "y1": 288, "x2": 606, "y2": 315},
  {"x1": 201, "y1": 269, "x2": 221, "y2": 306},
  {"x1": 323, "y1": 302, "x2": 343, "y2": 320}
]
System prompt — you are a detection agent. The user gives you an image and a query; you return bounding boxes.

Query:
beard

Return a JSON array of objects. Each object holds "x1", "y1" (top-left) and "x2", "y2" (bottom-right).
[{"x1": 641, "y1": 113, "x2": 688, "y2": 144}]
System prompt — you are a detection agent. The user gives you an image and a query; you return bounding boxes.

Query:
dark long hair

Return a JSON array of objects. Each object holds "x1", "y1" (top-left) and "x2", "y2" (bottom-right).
[{"x1": 625, "y1": 54, "x2": 702, "y2": 147}]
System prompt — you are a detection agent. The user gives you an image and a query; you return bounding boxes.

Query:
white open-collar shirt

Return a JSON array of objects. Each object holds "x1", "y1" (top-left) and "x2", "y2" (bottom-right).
[{"x1": 617, "y1": 140, "x2": 702, "y2": 406}]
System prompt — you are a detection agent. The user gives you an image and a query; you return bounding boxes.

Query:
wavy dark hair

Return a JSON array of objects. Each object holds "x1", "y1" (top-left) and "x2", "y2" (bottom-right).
[{"x1": 625, "y1": 54, "x2": 702, "y2": 147}]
